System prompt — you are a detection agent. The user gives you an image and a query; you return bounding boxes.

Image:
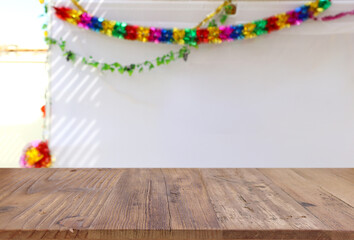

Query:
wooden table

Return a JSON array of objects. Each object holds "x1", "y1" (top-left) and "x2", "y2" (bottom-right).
[{"x1": 0, "y1": 169, "x2": 353, "y2": 240}]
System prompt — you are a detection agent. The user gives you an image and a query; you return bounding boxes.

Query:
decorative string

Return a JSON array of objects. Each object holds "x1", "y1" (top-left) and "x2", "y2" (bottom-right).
[
  {"x1": 314, "y1": 9, "x2": 354, "y2": 21},
  {"x1": 71, "y1": 0, "x2": 86, "y2": 13},
  {"x1": 194, "y1": 0, "x2": 231, "y2": 29}
]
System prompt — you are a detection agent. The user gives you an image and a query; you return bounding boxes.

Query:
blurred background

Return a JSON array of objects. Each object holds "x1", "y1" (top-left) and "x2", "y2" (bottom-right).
[
  {"x1": 1, "y1": 0, "x2": 354, "y2": 168},
  {"x1": 0, "y1": 1, "x2": 47, "y2": 167}
]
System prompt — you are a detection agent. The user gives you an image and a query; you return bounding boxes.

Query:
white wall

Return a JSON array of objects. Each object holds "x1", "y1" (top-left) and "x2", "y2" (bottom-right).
[{"x1": 50, "y1": 0, "x2": 354, "y2": 167}]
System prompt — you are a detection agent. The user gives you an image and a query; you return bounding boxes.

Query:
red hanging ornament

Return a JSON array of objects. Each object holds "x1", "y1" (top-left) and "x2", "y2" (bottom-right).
[{"x1": 41, "y1": 105, "x2": 46, "y2": 118}]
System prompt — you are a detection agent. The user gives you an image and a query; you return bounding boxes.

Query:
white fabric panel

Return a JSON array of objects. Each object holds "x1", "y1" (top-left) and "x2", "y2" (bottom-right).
[{"x1": 49, "y1": 0, "x2": 354, "y2": 167}]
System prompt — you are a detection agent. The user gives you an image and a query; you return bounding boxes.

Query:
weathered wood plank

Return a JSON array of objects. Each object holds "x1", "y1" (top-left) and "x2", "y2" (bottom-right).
[
  {"x1": 327, "y1": 168, "x2": 354, "y2": 183},
  {"x1": 90, "y1": 169, "x2": 171, "y2": 230},
  {"x1": 260, "y1": 169, "x2": 354, "y2": 231},
  {"x1": 161, "y1": 169, "x2": 220, "y2": 230},
  {"x1": 199, "y1": 169, "x2": 327, "y2": 230},
  {"x1": 0, "y1": 169, "x2": 353, "y2": 240},
  {"x1": 291, "y1": 169, "x2": 354, "y2": 206}
]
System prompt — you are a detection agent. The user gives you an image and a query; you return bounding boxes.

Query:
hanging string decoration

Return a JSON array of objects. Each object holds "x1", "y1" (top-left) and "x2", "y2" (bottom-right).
[
  {"x1": 314, "y1": 9, "x2": 354, "y2": 21},
  {"x1": 54, "y1": 0, "x2": 332, "y2": 47}
]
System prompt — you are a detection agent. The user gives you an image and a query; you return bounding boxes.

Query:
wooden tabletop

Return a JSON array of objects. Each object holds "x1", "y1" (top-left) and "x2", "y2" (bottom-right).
[{"x1": 0, "y1": 169, "x2": 353, "y2": 240}]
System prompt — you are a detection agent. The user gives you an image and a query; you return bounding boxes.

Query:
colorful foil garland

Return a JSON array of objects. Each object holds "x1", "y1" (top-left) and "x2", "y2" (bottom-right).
[{"x1": 54, "y1": 0, "x2": 332, "y2": 46}]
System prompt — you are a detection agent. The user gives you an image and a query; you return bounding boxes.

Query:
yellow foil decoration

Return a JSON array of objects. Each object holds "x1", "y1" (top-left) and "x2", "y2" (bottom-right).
[
  {"x1": 26, "y1": 148, "x2": 43, "y2": 166},
  {"x1": 308, "y1": 0, "x2": 321, "y2": 16},
  {"x1": 137, "y1": 27, "x2": 150, "y2": 42},
  {"x1": 276, "y1": 13, "x2": 290, "y2": 29},
  {"x1": 101, "y1": 20, "x2": 116, "y2": 36},
  {"x1": 243, "y1": 23, "x2": 257, "y2": 39},
  {"x1": 67, "y1": 9, "x2": 82, "y2": 25},
  {"x1": 208, "y1": 27, "x2": 222, "y2": 44},
  {"x1": 173, "y1": 28, "x2": 185, "y2": 45},
  {"x1": 308, "y1": 2, "x2": 317, "y2": 15}
]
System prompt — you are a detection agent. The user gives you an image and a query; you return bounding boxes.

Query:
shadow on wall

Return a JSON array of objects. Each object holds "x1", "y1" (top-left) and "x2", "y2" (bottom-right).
[
  {"x1": 49, "y1": 0, "x2": 113, "y2": 167},
  {"x1": 49, "y1": 46, "x2": 102, "y2": 168}
]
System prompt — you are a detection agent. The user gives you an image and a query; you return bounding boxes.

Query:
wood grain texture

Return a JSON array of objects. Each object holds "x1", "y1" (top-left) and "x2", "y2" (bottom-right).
[{"x1": 0, "y1": 169, "x2": 352, "y2": 240}]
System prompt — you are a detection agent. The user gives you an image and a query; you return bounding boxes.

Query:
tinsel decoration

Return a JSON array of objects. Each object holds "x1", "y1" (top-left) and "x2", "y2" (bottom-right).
[{"x1": 53, "y1": 0, "x2": 332, "y2": 46}]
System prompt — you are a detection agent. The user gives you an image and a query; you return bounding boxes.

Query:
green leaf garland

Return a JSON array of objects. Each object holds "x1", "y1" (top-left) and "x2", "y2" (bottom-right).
[{"x1": 45, "y1": 37, "x2": 190, "y2": 75}]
